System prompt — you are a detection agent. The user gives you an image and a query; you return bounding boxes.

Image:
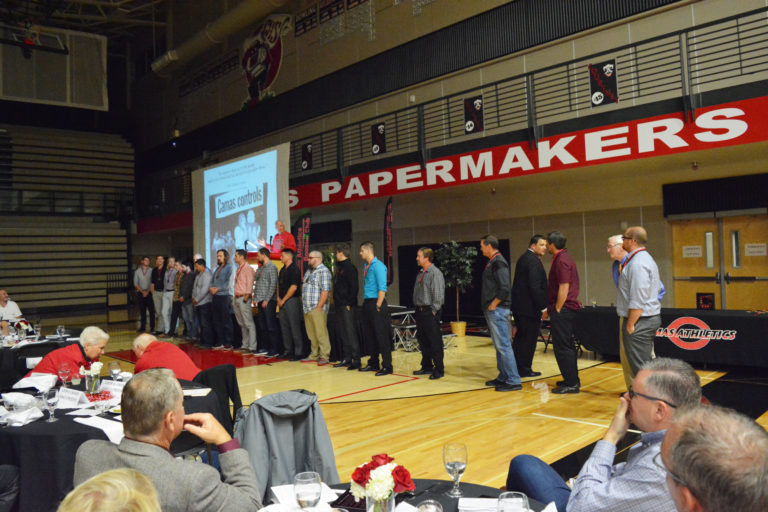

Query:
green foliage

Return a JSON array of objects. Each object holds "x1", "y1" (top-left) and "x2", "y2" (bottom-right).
[{"x1": 435, "y1": 241, "x2": 478, "y2": 321}]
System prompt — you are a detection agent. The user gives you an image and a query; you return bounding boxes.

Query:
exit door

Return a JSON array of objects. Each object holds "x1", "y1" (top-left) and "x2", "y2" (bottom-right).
[{"x1": 670, "y1": 214, "x2": 768, "y2": 310}]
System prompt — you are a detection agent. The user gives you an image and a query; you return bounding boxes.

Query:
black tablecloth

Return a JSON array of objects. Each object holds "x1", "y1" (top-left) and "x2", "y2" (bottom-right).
[
  {"x1": 332, "y1": 479, "x2": 546, "y2": 512},
  {"x1": 0, "y1": 337, "x2": 76, "y2": 390},
  {"x1": 0, "y1": 379, "x2": 223, "y2": 511},
  {"x1": 573, "y1": 307, "x2": 768, "y2": 367}
]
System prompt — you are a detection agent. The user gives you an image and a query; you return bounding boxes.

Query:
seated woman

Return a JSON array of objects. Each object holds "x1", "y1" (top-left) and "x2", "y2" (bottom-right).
[{"x1": 25, "y1": 326, "x2": 109, "y2": 378}]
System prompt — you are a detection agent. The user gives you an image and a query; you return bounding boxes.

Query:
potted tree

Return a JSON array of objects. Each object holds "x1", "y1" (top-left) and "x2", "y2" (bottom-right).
[{"x1": 435, "y1": 240, "x2": 478, "y2": 336}]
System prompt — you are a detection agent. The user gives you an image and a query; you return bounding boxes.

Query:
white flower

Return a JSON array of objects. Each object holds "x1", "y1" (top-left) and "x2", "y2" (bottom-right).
[
  {"x1": 366, "y1": 462, "x2": 396, "y2": 501},
  {"x1": 90, "y1": 362, "x2": 103, "y2": 374}
]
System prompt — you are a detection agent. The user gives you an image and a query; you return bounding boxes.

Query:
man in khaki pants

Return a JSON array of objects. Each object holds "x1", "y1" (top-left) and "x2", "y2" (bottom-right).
[{"x1": 301, "y1": 251, "x2": 332, "y2": 365}]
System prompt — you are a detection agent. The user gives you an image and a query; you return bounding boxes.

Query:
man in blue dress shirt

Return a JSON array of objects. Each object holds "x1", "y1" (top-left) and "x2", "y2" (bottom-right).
[
  {"x1": 209, "y1": 249, "x2": 234, "y2": 349},
  {"x1": 358, "y1": 241, "x2": 393, "y2": 376}
]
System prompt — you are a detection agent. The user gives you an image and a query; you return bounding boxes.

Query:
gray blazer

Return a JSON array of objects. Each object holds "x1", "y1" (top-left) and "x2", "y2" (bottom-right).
[{"x1": 74, "y1": 438, "x2": 262, "y2": 512}]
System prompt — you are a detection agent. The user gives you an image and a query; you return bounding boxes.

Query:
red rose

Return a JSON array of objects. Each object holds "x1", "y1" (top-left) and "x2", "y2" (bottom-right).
[
  {"x1": 392, "y1": 465, "x2": 415, "y2": 493},
  {"x1": 371, "y1": 454, "x2": 394, "y2": 467},
  {"x1": 352, "y1": 464, "x2": 372, "y2": 486}
]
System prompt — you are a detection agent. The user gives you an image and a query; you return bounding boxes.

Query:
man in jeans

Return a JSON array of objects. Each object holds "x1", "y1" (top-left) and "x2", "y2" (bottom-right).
[
  {"x1": 301, "y1": 251, "x2": 332, "y2": 365},
  {"x1": 480, "y1": 235, "x2": 521, "y2": 392},
  {"x1": 544, "y1": 230, "x2": 582, "y2": 394},
  {"x1": 209, "y1": 249, "x2": 234, "y2": 349},
  {"x1": 192, "y1": 259, "x2": 213, "y2": 347}
]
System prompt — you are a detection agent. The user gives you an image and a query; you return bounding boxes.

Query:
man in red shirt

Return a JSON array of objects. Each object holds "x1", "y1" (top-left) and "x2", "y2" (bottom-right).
[
  {"x1": 257, "y1": 220, "x2": 296, "y2": 260},
  {"x1": 132, "y1": 333, "x2": 201, "y2": 381},
  {"x1": 26, "y1": 325, "x2": 109, "y2": 377},
  {"x1": 544, "y1": 231, "x2": 582, "y2": 394}
]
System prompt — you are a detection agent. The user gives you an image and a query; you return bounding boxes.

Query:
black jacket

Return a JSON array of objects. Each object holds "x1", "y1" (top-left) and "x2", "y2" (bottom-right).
[
  {"x1": 511, "y1": 249, "x2": 547, "y2": 317},
  {"x1": 333, "y1": 259, "x2": 359, "y2": 307}
]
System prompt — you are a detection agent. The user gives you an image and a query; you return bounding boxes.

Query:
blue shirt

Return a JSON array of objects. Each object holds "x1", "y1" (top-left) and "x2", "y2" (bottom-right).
[
  {"x1": 211, "y1": 263, "x2": 233, "y2": 296},
  {"x1": 613, "y1": 258, "x2": 665, "y2": 302},
  {"x1": 363, "y1": 257, "x2": 387, "y2": 299},
  {"x1": 616, "y1": 249, "x2": 661, "y2": 317}
]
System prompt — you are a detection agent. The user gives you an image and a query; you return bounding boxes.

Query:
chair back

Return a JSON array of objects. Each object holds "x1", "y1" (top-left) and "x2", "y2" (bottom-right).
[{"x1": 193, "y1": 364, "x2": 242, "y2": 434}]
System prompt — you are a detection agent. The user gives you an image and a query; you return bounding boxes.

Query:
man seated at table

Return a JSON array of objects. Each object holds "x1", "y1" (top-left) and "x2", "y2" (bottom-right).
[
  {"x1": 0, "y1": 289, "x2": 23, "y2": 337},
  {"x1": 74, "y1": 368, "x2": 262, "y2": 512},
  {"x1": 132, "y1": 333, "x2": 202, "y2": 381},
  {"x1": 24, "y1": 326, "x2": 108, "y2": 378},
  {"x1": 505, "y1": 357, "x2": 702, "y2": 512}
]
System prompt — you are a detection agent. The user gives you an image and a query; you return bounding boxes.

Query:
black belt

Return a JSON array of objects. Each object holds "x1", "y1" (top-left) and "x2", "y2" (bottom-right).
[
  {"x1": 415, "y1": 305, "x2": 433, "y2": 312},
  {"x1": 363, "y1": 298, "x2": 377, "y2": 302}
]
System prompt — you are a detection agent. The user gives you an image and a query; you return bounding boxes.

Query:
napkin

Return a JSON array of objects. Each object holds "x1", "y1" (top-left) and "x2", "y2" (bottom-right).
[
  {"x1": 1, "y1": 392, "x2": 37, "y2": 409},
  {"x1": 119, "y1": 371, "x2": 133, "y2": 381},
  {"x1": 74, "y1": 416, "x2": 124, "y2": 444},
  {"x1": 541, "y1": 503, "x2": 557, "y2": 512},
  {"x1": 269, "y1": 482, "x2": 337, "y2": 511},
  {"x1": 183, "y1": 387, "x2": 212, "y2": 397},
  {"x1": 458, "y1": 498, "x2": 499, "y2": 512},
  {"x1": 25, "y1": 357, "x2": 43, "y2": 369},
  {"x1": 5, "y1": 406, "x2": 44, "y2": 427},
  {"x1": 12, "y1": 373, "x2": 57, "y2": 392},
  {"x1": 396, "y1": 502, "x2": 418, "y2": 512}
]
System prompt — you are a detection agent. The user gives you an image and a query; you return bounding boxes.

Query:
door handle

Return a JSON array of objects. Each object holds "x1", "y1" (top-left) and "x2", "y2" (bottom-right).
[
  {"x1": 715, "y1": 272, "x2": 721, "y2": 284},
  {"x1": 725, "y1": 272, "x2": 731, "y2": 284}
]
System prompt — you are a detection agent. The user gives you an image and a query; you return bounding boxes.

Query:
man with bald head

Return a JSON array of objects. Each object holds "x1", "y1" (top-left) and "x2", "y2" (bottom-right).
[
  {"x1": 616, "y1": 226, "x2": 662, "y2": 389},
  {"x1": 258, "y1": 220, "x2": 297, "y2": 260},
  {"x1": 660, "y1": 405, "x2": 768, "y2": 512},
  {"x1": 132, "y1": 333, "x2": 201, "y2": 381},
  {"x1": 301, "y1": 250, "x2": 332, "y2": 365},
  {"x1": 0, "y1": 289, "x2": 22, "y2": 337}
]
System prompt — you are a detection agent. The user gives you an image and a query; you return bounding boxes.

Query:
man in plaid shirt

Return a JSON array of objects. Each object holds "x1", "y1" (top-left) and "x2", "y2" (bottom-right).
[{"x1": 301, "y1": 250, "x2": 332, "y2": 365}]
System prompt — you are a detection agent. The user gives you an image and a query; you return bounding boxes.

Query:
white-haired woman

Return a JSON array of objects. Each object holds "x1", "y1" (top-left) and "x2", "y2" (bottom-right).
[{"x1": 24, "y1": 326, "x2": 109, "y2": 378}]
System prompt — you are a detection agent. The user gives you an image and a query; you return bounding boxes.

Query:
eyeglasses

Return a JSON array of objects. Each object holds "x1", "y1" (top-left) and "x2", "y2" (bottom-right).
[
  {"x1": 628, "y1": 386, "x2": 678, "y2": 408},
  {"x1": 652, "y1": 452, "x2": 688, "y2": 487},
  {"x1": 622, "y1": 236, "x2": 634, "y2": 240}
]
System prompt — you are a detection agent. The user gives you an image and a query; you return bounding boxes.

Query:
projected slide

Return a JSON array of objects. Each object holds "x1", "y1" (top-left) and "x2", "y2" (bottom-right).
[{"x1": 203, "y1": 149, "x2": 278, "y2": 264}]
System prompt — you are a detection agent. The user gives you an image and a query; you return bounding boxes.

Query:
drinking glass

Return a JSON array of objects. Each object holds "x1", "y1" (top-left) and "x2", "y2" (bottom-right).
[
  {"x1": 44, "y1": 388, "x2": 59, "y2": 423},
  {"x1": 56, "y1": 325, "x2": 65, "y2": 338},
  {"x1": 294, "y1": 471, "x2": 322, "y2": 510},
  {"x1": 443, "y1": 443, "x2": 467, "y2": 498},
  {"x1": 497, "y1": 492, "x2": 530, "y2": 512},
  {"x1": 109, "y1": 361, "x2": 121, "y2": 381},
  {"x1": 33, "y1": 321, "x2": 42, "y2": 341},
  {"x1": 417, "y1": 500, "x2": 443, "y2": 512},
  {"x1": 57, "y1": 363, "x2": 71, "y2": 386}
]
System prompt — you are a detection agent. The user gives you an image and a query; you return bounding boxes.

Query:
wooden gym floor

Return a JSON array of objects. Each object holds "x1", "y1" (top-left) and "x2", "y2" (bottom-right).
[{"x1": 91, "y1": 323, "x2": 766, "y2": 488}]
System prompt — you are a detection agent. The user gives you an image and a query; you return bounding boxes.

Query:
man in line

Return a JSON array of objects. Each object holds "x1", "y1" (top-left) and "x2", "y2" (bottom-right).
[
  {"x1": 506, "y1": 357, "x2": 702, "y2": 512},
  {"x1": 191, "y1": 252, "x2": 204, "y2": 340},
  {"x1": 132, "y1": 333, "x2": 201, "y2": 381},
  {"x1": 178, "y1": 261, "x2": 196, "y2": 339},
  {"x1": 545, "y1": 231, "x2": 582, "y2": 394},
  {"x1": 617, "y1": 226, "x2": 663, "y2": 390},
  {"x1": 511, "y1": 235, "x2": 548, "y2": 378},
  {"x1": 301, "y1": 251, "x2": 332, "y2": 365},
  {"x1": 161, "y1": 256, "x2": 178, "y2": 337},
  {"x1": 254, "y1": 247, "x2": 281, "y2": 357},
  {"x1": 661, "y1": 405, "x2": 768, "y2": 512},
  {"x1": 333, "y1": 244, "x2": 360, "y2": 369},
  {"x1": 412, "y1": 247, "x2": 446, "y2": 380},
  {"x1": 233, "y1": 249, "x2": 257, "y2": 353},
  {"x1": 480, "y1": 235, "x2": 522, "y2": 392},
  {"x1": 192, "y1": 258, "x2": 213, "y2": 347},
  {"x1": 150, "y1": 255, "x2": 166, "y2": 335},
  {"x1": 25, "y1": 326, "x2": 109, "y2": 377},
  {"x1": 74, "y1": 369, "x2": 262, "y2": 512},
  {"x1": 358, "y1": 241, "x2": 393, "y2": 376},
  {"x1": 258, "y1": 220, "x2": 297, "y2": 260},
  {"x1": 608, "y1": 233, "x2": 665, "y2": 300},
  {"x1": 209, "y1": 249, "x2": 234, "y2": 349},
  {"x1": 0, "y1": 289, "x2": 23, "y2": 337},
  {"x1": 277, "y1": 248, "x2": 303, "y2": 360}
]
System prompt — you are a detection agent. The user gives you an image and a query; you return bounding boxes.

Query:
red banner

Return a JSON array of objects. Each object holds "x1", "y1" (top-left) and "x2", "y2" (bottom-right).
[{"x1": 289, "y1": 96, "x2": 768, "y2": 209}]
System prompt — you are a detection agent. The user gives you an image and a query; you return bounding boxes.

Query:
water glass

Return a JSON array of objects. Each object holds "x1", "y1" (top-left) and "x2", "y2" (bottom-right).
[
  {"x1": 417, "y1": 500, "x2": 443, "y2": 512},
  {"x1": 109, "y1": 361, "x2": 121, "y2": 381},
  {"x1": 443, "y1": 443, "x2": 468, "y2": 498},
  {"x1": 294, "y1": 471, "x2": 322, "y2": 510},
  {"x1": 497, "y1": 492, "x2": 530, "y2": 512},
  {"x1": 56, "y1": 325, "x2": 65, "y2": 338},
  {"x1": 57, "y1": 364, "x2": 71, "y2": 386},
  {"x1": 44, "y1": 388, "x2": 59, "y2": 422}
]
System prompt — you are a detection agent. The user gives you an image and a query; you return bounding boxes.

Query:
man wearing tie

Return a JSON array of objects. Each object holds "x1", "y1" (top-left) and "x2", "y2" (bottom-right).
[{"x1": 511, "y1": 235, "x2": 548, "y2": 378}]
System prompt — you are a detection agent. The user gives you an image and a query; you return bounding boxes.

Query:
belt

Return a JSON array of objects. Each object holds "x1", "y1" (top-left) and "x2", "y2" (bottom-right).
[
  {"x1": 363, "y1": 298, "x2": 377, "y2": 302},
  {"x1": 415, "y1": 305, "x2": 433, "y2": 312},
  {"x1": 235, "y1": 294, "x2": 251, "y2": 298}
]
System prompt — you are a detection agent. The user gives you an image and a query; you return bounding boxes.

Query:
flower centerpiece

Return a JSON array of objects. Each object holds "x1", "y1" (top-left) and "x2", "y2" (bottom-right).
[
  {"x1": 80, "y1": 362, "x2": 103, "y2": 395},
  {"x1": 351, "y1": 454, "x2": 415, "y2": 512}
]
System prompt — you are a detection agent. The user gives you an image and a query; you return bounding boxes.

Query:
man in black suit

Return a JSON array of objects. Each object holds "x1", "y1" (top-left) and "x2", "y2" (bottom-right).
[{"x1": 511, "y1": 234, "x2": 548, "y2": 377}]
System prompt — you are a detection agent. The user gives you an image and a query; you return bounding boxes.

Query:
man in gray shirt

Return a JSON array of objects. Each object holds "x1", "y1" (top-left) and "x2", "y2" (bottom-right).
[
  {"x1": 616, "y1": 226, "x2": 662, "y2": 389},
  {"x1": 192, "y1": 259, "x2": 213, "y2": 347},
  {"x1": 161, "y1": 256, "x2": 177, "y2": 337},
  {"x1": 210, "y1": 249, "x2": 234, "y2": 349},
  {"x1": 133, "y1": 256, "x2": 155, "y2": 333},
  {"x1": 412, "y1": 247, "x2": 446, "y2": 379}
]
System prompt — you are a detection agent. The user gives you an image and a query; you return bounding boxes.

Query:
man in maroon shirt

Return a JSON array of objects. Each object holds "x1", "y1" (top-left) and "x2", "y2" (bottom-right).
[
  {"x1": 544, "y1": 231, "x2": 582, "y2": 394},
  {"x1": 132, "y1": 333, "x2": 201, "y2": 381}
]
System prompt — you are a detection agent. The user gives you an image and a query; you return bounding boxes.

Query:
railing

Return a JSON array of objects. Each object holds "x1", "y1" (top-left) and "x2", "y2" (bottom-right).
[{"x1": 0, "y1": 188, "x2": 132, "y2": 218}]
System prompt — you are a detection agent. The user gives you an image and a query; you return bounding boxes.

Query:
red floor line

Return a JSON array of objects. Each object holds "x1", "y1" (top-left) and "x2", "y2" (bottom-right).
[{"x1": 320, "y1": 374, "x2": 419, "y2": 402}]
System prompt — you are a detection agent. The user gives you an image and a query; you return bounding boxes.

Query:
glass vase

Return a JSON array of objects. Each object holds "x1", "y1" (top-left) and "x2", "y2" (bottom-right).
[
  {"x1": 85, "y1": 374, "x2": 100, "y2": 395},
  {"x1": 366, "y1": 495, "x2": 395, "y2": 512}
]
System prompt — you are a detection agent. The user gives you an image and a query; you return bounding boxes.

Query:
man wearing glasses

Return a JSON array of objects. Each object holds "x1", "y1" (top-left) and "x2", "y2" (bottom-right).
[
  {"x1": 301, "y1": 251, "x2": 332, "y2": 365},
  {"x1": 505, "y1": 357, "x2": 701, "y2": 512},
  {"x1": 659, "y1": 405, "x2": 768, "y2": 512},
  {"x1": 617, "y1": 226, "x2": 662, "y2": 390}
]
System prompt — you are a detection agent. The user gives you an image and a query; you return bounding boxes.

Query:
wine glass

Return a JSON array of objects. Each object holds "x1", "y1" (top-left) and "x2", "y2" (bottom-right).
[
  {"x1": 497, "y1": 491, "x2": 530, "y2": 512},
  {"x1": 443, "y1": 443, "x2": 467, "y2": 498},
  {"x1": 56, "y1": 324, "x2": 65, "y2": 338},
  {"x1": 294, "y1": 471, "x2": 322, "y2": 510},
  {"x1": 44, "y1": 388, "x2": 59, "y2": 422},
  {"x1": 109, "y1": 361, "x2": 121, "y2": 381},
  {"x1": 57, "y1": 363, "x2": 71, "y2": 386}
]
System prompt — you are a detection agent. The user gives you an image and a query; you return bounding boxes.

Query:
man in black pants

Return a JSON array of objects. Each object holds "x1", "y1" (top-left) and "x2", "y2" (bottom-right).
[
  {"x1": 277, "y1": 248, "x2": 303, "y2": 360},
  {"x1": 544, "y1": 231, "x2": 582, "y2": 394},
  {"x1": 412, "y1": 247, "x2": 446, "y2": 379},
  {"x1": 332, "y1": 244, "x2": 361, "y2": 369},
  {"x1": 511, "y1": 234, "x2": 548, "y2": 377},
  {"x1": 358, "y1": 241, "x2": 393, "y2": 376}
]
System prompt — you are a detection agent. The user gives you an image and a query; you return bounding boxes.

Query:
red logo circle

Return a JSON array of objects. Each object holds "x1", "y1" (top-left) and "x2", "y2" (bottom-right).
[{"x1": 663, "y1": 316, "x2": 711, "y2": 350}]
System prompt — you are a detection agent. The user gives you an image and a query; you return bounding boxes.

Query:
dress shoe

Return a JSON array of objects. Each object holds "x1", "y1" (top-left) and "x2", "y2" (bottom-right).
[
  {"x1": 290, "y1": 355, "x2": 303, "y2": 361},
  {"x1": 495, "y1": 383, "x2": 523, "y2": 392},
  {"x1": 551, "y1": 385, "x2": 580, "y2": 394},
  {"x1": 317, "y1": 359, "x2": 329, "y2": 366},
  {"x1": 347, "y1": 363, "x2": 361, "y2": 370},
  {"x1": 485, "y1": 378, "x2": 502, "y2": 387},
  {"x1": 556, "y1": 380, "x2": 566, "y2": 386},
  {"x1": 276, "y1": 352, "x2": 291, "y2": 359},
  {"x1": 413, "y1": 368, "x2": 433, "y2": 376},
  {"x1": 334, "y1": 360, "x2": 351, "y2": 368},
  {"x1": 519, "y1": 370, "x2": 542, "y2": 377},
  {"x1": 429, "y1": 371, "x2": 444, "y2": 380},
  {"x1": 375, "y1": 368, "x2": 393, "y2": 376},
  {"x1": 300, "y1": 357, "x2": 316, "y2": 363},
  {"x1": 358, "y1": 365, "x2": 378, "y2": 372}
]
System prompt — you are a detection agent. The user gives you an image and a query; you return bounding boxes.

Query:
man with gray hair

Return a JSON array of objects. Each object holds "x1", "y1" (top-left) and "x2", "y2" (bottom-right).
[
  {"x1": 24, "y1": 326, "x2": 109, "y2": 377},
  {"x1": 660, "y1": 405, "x2": 768, "y2": 512},
  {"x1": 506, "y1": 357, "x2": 701, "y2": 512},
  {"x1": 74, "y1": 368, "x2": 262, "y2": 512},
  {"x1": 133, "y1": 333, "x2": 201, "y2": 381},
  {"x1": 301, "y1": 250, "x2": 332, "y2": 365}
]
